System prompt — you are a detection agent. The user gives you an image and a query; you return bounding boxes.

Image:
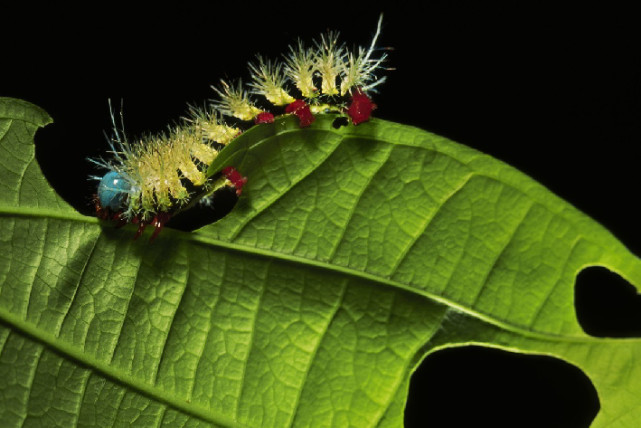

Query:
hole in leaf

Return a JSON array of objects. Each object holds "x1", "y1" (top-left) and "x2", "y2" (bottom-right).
[
  {"x1": 332, "y1": 116, "x2": 349, "y2": 129},
  {"x1": 575, "y1": 266, "x2": 641, "y2": 337},
  {"x1": 167, "y1": 186, "x2": 238, "y2": 231},
  {"x1": 405, "y1": 346, "x2": 599, "y2": 428}
]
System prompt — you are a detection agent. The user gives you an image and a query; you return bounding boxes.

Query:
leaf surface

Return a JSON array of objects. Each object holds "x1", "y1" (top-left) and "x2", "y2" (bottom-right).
[{"x1": 1, "y1": 97, "x2": 640, "y2": 427}]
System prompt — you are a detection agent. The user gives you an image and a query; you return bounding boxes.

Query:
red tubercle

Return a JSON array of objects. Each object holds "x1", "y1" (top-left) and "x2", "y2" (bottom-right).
[
  {"x1": 346, "y1": 88, "x2": 376, "y2": 125},
  {"x1": 285, "y1": 100, "x2": 306, "y2": 113},
  {"x1": 285, "y1": 100, "x2": 315, "y2": 127},
  {"x1": 222, "y1": 166, "x2": 248, "y2": 196},
  {"x1": 254, "y1": 112, "x2": 275, "y2": 124}
]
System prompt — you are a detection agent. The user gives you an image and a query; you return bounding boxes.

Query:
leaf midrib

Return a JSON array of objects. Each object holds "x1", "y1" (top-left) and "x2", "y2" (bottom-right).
[
  {"x1": 1, "y1": 205, "x2": 633, "y2": 346},
  {"x1": 0, "y1": 307, "x2": 247, "y2": 428},
  {"x1": 188, "y1": 231, "x2": 630, "y2": 345},
  {"x1": 0, "y1": 205, "x2": 96, "y2": 223}
]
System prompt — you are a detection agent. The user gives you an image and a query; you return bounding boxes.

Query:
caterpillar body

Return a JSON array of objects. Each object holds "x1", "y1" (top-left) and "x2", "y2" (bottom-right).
[{"x1": 92, "y1": 15, "x2": 388, "y2": 240}]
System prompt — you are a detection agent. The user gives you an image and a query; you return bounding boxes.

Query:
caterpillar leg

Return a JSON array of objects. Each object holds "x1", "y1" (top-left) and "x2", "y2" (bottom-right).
[
  {"x1": 131, "y1": 212, "x2": 171, "y2": 242},
  {"x1": 150, "y1": 213, "x2": 172, "y2": 242}
]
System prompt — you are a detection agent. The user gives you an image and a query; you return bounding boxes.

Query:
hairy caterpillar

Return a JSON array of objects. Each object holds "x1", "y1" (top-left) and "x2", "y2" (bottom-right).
[{"x1": 91, "y1": 15, "x2": 388, "y2": 240}]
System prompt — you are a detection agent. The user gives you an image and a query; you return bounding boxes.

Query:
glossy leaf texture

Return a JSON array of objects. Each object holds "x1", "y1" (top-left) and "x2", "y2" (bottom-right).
[{"x1": 1, "y1": 97, "x2": 640, "y2": 427}]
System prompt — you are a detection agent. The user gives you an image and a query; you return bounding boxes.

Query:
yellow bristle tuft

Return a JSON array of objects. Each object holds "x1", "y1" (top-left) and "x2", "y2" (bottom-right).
[
  {"x1": 249, "y1": 56, "x2": 295, "y2": 106},
  {"x1": 315, "y1": 31, "x2": 344, "y2": 96},
  {"x1": 211, "y1": 80, "x2": 262, "y2": 121},
  {"x1": 284, "y1": 40, "x2": 318, "y2": 98}
]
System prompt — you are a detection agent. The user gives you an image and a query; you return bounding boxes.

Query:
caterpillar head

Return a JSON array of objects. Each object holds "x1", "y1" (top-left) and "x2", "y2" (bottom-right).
[{"x1": 97, "y1": 170, "x2": 131, "y2": 211}]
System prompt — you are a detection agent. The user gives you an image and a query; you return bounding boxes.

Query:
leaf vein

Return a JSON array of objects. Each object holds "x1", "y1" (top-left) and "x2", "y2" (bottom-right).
[
  {"x1": 24, "y1": 218, "x2": 50, "y2": 322},
  {"x1": 326, "y1": 144, "x2": 395, "y2": 262},
  {"x1": 228, "y1": 134, "x2": 344, "y2": 241},
  {"x1": 0, "y1": 118, "x2": 13, "y2": 145},
  {"x1": 189, "y1": 252, "x2": 226, "y2": 404},
  {"x1": 154, "y1": 242, "x2": 190, "y2": 385},
  {"x1": 287, "y1": 277, "x2": 348, "y2": 427},
  {"x1": 469, "y1": 202, "x2": 535, "y2": 309},
  {"x1": 528, "y1": 235, "x2": 582, "y2": 328},
  {"x1": 108, "y1": 253, "x2": 143, "y2": 364},
  {"x1": 58, "y1": 233, "x2": 100, "y2": 337},
  {"x1": 371, "y1": 307, "x2": 451, "y2": 428},
  {"x1": 18, "y1": 345, "x2": 45, "y2": 428},
  {"x1": 73, "y1": 371, "x2": 93, "y2": 428},
  {"x1": 388, "y1": 171, "x2": 475, "y2": 277},
  {"x1": 188, "y1": 233, "x2": 633, "y2": 344},
  {"x1": 156, "y1": 405, "x2": 168, "y2": 428},
  {"x1": 234, "y1": 259, "x2": 271, "y2": 420}
]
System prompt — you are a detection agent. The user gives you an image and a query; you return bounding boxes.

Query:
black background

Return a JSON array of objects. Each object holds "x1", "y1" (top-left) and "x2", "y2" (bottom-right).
[{"x1": 3, "y1": 3, "x2": 640, "y2": 427}]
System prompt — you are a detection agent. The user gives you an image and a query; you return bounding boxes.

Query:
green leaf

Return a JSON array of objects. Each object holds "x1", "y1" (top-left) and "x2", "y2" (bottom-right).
[{"x1": 1, "y1": 96, "x2": 640, "y2": 427}]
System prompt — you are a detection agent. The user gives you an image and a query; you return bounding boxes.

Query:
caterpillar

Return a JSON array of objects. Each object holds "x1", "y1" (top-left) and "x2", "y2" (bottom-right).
[{"x1": 91, "y1": 15, "x2": 388, "y2": 241}]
